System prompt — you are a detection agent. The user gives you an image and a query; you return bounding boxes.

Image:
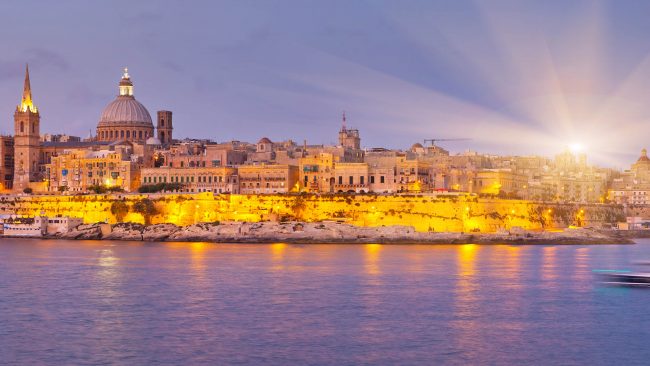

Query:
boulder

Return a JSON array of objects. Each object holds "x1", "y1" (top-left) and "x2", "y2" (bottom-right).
[{"x1": 60, "y1": 223, "x2": 102, "y2": 240}]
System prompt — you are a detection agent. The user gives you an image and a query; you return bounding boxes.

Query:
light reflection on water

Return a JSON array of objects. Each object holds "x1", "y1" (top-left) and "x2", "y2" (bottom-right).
[{"x1": 1, "y1": 239, "x2": 650, "y2": 365}]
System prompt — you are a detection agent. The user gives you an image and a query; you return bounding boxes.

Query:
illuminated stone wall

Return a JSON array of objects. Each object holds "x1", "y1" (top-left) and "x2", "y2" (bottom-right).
[{"x1": 0, "y1": 193, "x2": 625, "y2": 232}]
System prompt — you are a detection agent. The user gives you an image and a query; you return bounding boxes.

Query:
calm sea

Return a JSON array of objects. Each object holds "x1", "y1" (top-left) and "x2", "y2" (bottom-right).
[{"x1": 1, "y1": 239, "x2": 650, "y2": 365}]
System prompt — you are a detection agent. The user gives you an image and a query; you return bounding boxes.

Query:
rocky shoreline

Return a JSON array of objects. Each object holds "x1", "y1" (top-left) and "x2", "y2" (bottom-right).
[{"x1": 35, "y1": 221, "x2": 635, "y2": 244}]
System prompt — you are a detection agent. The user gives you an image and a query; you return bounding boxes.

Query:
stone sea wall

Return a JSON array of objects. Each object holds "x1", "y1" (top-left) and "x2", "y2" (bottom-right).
[{"x1": 0, "y1": 193, "x2": 625, "y2": 233}]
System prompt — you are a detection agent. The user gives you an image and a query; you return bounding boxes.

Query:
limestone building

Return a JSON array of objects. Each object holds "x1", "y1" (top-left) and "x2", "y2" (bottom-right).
[{"x1": 13, "y1": 65, "x2": 41, "y2": 191}]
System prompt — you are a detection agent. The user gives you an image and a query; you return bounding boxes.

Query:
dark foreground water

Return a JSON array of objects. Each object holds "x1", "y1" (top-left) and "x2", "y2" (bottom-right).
[{"x1": 1, "y1": 239, "x2": 650, "y2": 365}]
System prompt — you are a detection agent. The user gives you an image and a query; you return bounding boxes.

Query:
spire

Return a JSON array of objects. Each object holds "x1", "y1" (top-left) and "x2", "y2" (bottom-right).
[
  {"x1": 23, "y1": 64, "x2": 32, "y2": 102},
  {"x1": 341, "y1": 111, "x2": 347, "y2": 131},
  {"x1": 18, "y1": 64, "x2": 37, "y2": 113}
]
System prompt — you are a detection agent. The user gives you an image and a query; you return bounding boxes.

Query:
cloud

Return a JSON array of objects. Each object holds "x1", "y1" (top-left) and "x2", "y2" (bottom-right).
[{"x1": 23, "y1": 48, "x2": 70, "y2": 72}]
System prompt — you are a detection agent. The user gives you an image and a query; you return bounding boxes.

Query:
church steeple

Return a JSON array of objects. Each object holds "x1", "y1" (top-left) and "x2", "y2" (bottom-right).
[
  {"x1": 18, "y1": 64, "x2": 37, "y2": 113},
  {"x1": 13, "y1": 63, "x2": 41, "y2": 192}
]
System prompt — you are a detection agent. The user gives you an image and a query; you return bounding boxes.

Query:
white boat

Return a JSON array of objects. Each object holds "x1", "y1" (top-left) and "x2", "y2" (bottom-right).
[{"x1": 599, "y1": 272, "x2": 650, "y2": 287}]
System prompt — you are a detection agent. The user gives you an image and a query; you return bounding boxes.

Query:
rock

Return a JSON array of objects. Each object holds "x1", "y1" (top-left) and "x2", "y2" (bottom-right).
[
  {"x1": 143, "y1": 224, "x2": 179, "y2": 241},
  {"x1": 60, "y1": 223, "x2": 102, "y2": 240},
  {"x1": 104, "y1": 222, "x2": 144, "y2": 241},
  {"x1": 168, "y1": 222, "x2": 222, "y2": 241}
]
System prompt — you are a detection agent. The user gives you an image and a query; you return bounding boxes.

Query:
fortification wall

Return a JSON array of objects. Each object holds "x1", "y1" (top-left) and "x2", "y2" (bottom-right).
[{"x1": 0, "y1": 193, "x2": 625, "y2": 233}]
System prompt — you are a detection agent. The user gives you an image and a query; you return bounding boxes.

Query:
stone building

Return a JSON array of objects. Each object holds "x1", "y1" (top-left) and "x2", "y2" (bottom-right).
[
  {"x1": 609, "y1": 149, "x2": 650, "y2": 205},
  {"x1": 299, "y1": 153, "x2": 336, "y2": 193},
  {"x1": 0, "y1": 136, "x2": 14, "y2": 190},
  {"x1": 154, "y1": 141, "x2": 247, "y2": 168},
  {"x1": 238, "y1": 164, "x2": 299, "y2": 194},
  {"x1": 156, "y1": 110, "x2": 173, "y2": 145},
  {"x1": 13, "y1": 65, "x2": 41, "y2": 191},
  {"x1": 46, "y1": 147, "x2": 141, "y2": 193},
  {"x1": 140, "y1": 166, "x2": 238, "y2": 194}
]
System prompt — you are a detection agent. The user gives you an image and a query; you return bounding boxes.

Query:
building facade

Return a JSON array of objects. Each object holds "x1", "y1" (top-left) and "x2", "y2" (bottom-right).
[
  {"x1": 238, "y1": 164, "x2": 299, "y2": 194},
  {"x1": 140, "y1": 166, "x2": 238, "y2": 193},
  {"x1": 46, "y1": 148, "x2": 141, "y2": 192}
]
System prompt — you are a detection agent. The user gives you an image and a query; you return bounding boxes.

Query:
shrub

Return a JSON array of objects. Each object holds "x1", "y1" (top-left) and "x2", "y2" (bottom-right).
[{"x1": 138, "y1": 182, "x2": 184, "y2": 193}]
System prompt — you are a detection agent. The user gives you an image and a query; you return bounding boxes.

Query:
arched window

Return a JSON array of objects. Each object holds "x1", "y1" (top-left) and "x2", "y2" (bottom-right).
[
  {"x1": 120, "y1": 130, "x2": 125, "y2": 138},
  {"x1": 110, "y1": 131, "x2": 114, "y2": 139},
  {"x1": 20, "y1": 122, "x2": 24, "y2": 133},
  {"x1": 160, "y1": 131, "x2": 165, "y2": 141},
  {"x1": 160, "y1": 119, "x2": 165, "y2": 127},
  {"x1": 32, "y1": 122, "x2": 35, "y2": 134},
  {"x1": 126, "y1": 131, "x2": 130, "y2": 138},
  {"x1": 139, "y1": 131, "x2": 143, "y2": 139}
]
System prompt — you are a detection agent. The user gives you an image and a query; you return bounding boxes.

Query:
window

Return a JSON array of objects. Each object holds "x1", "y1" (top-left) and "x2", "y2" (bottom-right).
[
  {"x1": 349, "y1": 176, "x2": 353, "y2": 185},
  {"x1": 126, "y1": 131, "x2": 130, "y2": 138},
  {"x1": 380, "y1": 176, "x2": 385, "y2": 184},
  {"x1": 120, "y1": 130, "x2": 125, "y2": 138},
  {"x1": 360, "y1": 176, "x2": 365, "y2": 185},
  {"x1": 370, "y1": 176, "x2": 374, "y2": 184},
  {"x1": 338, "y1": 176, "x2": 342, "y2": 184},
  {"x1": 20, "y1": 122, "x2": 24, "y2": 133},
  {"x1": 139, "y1": 131, "x2": 143, "y2": 139}
]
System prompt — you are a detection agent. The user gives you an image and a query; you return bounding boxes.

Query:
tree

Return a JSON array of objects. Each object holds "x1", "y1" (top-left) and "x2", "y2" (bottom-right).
[
  {"x1": 87, "y1": 185, "x2": 108, "y2": 194},
  {"x1": 110, "y1": 201, "x2": 129, "y2": 222},
  {"x1": 138, "y1": 182, "x2": 184, "y2": 193},
  {"x1": 133, "y1": 198, "x2": 158, "y2": 225}
]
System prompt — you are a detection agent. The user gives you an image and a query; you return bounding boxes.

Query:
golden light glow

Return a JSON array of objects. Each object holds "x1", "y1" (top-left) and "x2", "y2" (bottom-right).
[
  {"x1": 3, "y1": 193, "x2": 600, "y2": 233},
  {"x1": 569, "y1": 143, "x2": 584, "y2": 154},
  {"x1": 19, "y1": 99, "x2": 37, "y2": 113}
]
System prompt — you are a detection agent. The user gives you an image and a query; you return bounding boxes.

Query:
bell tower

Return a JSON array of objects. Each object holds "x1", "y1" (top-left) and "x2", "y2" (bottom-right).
[
  {"x1": 157, "y1": 110, "x2": 173, "y2": 145},
  {"x1": 13, "y1": 64, "x2": 41, "y2": 191}
]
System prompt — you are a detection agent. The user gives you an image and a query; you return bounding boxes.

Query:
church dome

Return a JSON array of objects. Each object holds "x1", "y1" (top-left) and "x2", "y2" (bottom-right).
[
  {"x1": 96, "y1": 68, "x2": 155, "y2": 143},
  {"x1": 98, "y1": 96, "x2": 153, "y2": 127}
]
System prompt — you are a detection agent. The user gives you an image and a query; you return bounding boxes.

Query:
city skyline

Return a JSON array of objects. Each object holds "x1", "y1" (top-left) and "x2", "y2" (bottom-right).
[{"x1": 2, "y1": 1, "x2": 650, "y2": 167}]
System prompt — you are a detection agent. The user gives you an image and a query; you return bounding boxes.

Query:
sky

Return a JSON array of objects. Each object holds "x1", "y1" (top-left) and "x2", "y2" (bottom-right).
[{"x1": 1, "y1": 0, "x2": 650, "y2": 167}]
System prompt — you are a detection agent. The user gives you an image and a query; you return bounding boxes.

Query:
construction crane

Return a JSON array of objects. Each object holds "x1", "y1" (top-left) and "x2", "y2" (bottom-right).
[{"x1": 423, "y1": 138, "x2": 471, "y2": 147}]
